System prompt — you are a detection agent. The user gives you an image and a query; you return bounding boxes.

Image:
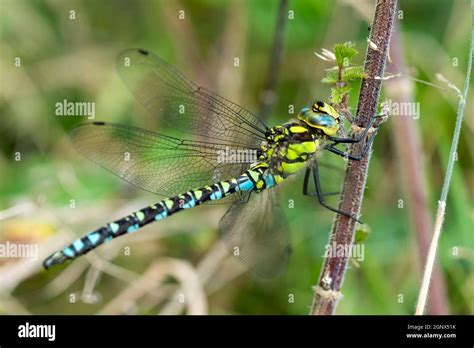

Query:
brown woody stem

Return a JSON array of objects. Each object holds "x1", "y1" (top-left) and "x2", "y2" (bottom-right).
[{"x1": 310, "y1": 0, "x2": 397, "y2": 315}]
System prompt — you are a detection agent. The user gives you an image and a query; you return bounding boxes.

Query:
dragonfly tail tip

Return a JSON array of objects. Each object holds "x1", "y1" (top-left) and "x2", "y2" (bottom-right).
[{"x1": 43, "y1": 251, "x2": 67, "y2": 270}]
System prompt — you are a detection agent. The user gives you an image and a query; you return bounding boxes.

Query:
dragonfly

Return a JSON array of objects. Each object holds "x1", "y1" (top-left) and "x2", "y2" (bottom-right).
[{"x1": 43, "y1": 48, "x2": 381, "y2": 278}]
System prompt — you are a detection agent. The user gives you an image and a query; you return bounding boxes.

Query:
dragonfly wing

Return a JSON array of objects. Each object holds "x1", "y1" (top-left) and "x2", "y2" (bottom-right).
[
  {"x1": 219, "y1": 189, "x2": 292, "y2": 278},
  {"x1": 71, "y1": 122, "x2": 256, "y2": 199},
  {"x1": 116, "y1": 48, "x2": 268, "y2": 147}
]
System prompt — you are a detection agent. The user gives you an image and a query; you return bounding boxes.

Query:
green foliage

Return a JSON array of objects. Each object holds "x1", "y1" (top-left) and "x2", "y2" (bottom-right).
[
  {"x1": 321, "y1": 41, "x2": 366, "y2": 107},
  {"x1": 342, "y1": 66, "x2": 367, "y2": 81},
  {"x1": 334, "y1": 42, "x2": 359, "y2": 67},
  {"x1": 330, "y1": 86, "x2": 351, "y2": 104},
  {"x1": 321, "y1": 67, "x2": 339, "y2": 84},
  {"x1": 354, "y1": 224, "x2": 371, "y2": 244}
]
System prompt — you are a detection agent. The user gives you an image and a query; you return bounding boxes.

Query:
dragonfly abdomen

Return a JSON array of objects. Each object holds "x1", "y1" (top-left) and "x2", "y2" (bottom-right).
[{"x1": 43, "y1": 165, "x2": 276, "y2": 269}]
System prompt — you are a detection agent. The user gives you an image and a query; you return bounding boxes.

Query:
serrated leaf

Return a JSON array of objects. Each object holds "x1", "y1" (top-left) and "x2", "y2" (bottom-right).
[
  {"x1": 321, "y1": 67, "x2": 339, "y2": 84},
  {"x1": 334, "y1": 42, "x2": 359, "y2": 67},
  {"x1": 330, "y1": 86, "x2": 351, "y2": 104},
  {"x1": 342, "y1": 66, "x2": 367, "y2": 81}
]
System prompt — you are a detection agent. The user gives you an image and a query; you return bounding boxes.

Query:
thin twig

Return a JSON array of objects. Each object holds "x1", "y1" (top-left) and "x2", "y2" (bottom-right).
[
  {"x1": 415, "y1": 0, "x2": 473, "y2": 315},
  {"x1": 99, "y1": 259, "x2": 207, "y2": 315},
  {"x1": 386, "y1": 25, "x2": 448, "y2": 314},
  {"x1": 259, "y1": 0, "x2": 289, "y2": 119},
  {"x1": 41, "y1": 258, "x2": 89, "y2": 299},
  {"x1": 0, "y1": 293, "x2": 31, "y2": 315},
  {"x1": 0, "y1": 201, "x2": 35, "y2": 221},
  {"x1": 311, "y1": 0, "x2": 397, "y2": 315},
  {"x1": 158, "y1": 243, "x2": 228, "y2": 314}
]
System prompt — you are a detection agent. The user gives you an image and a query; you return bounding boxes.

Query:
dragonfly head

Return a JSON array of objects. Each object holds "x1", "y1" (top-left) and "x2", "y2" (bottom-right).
[{"x1": 298, "y1": 101, "x2": 340, "y2": 136}]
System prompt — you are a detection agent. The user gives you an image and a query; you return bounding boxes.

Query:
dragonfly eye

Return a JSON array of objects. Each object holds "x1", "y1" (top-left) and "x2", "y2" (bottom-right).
[{"x1": 298, "y1": 103, "x2": 340, "y2": 136}]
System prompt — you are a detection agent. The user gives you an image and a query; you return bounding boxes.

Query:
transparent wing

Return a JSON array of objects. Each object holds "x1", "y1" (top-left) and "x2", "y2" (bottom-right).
[
  {"x1": 71, "y1": 122, "x2": 256, "y2": 199},
  {"x1": 219, "y1": 188, "x2": 292, "y2": 279},
  {"x1": 116, "y1": 48, "x2": 269, "y2": 147}
]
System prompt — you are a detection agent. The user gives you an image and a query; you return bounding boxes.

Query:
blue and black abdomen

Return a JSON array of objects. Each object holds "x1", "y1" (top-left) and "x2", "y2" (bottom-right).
[{"x1": 43, "y1": 165, "x2": 277, "y2": 269}]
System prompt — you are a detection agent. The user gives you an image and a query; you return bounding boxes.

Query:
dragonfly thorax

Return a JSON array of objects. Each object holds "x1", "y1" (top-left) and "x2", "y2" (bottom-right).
[{"x1": 259, "y1": 121, "x2": 320, "y2": 179}]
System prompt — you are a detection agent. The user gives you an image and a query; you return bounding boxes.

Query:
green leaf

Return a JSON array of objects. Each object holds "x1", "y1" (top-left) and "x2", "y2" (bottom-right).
[
  {"x1": 342, "y1": 66, "x2": 367, "y2": 81},
  {"x1": 330, "y1": 86, "x2": 351, "y2": 104},
  {"x1": 334, "y1": 42, "x2": 358, "y2": 67},
  {"x1": 354, "y1": 223, "x2": 371, "y2": 244},
  {"x1": 321, "y1": 67, "x2": 339, "y2": 84}
]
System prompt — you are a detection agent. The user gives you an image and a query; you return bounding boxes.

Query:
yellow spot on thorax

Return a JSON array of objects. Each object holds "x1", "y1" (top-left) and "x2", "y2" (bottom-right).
[
  {"x1": 290, "y1": 141, "x2": 317, "y2": 154},
  {"x1": 289, "y1": 126, "x2": 308, "y2": 133}
]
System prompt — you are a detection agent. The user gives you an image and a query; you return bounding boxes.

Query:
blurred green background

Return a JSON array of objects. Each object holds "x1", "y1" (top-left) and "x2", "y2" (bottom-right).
[{"x1": 0, "y1": 0, "x2": 472, "y2": 315}]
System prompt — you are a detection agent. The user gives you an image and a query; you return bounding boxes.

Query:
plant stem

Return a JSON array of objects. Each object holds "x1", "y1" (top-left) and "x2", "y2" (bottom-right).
[
  {"x1": 386, "y1": 26, "x2": 448, "y2": 314},
  {"x1": 259, "y1": 0, "x2": 288, "y2": 119},
  {"x1": 415, "y1": 0, "x2": 473, "y2": 315},
  {"x1": 310, "y1": 0, "x2": 397, "y2": 315}
]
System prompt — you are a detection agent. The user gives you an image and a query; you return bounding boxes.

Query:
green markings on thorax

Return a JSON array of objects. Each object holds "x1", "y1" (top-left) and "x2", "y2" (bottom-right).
[{"x1": 262, "y1": 121, "x2": 319, "y2": 177}]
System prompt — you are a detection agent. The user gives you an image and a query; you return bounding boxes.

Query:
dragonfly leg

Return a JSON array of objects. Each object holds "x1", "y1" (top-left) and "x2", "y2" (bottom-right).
[
  {"x1": 327, "y1": 115, "x2": 377, "y2": 144},
  {"x1": 321, "y1": 191, "x2": 340, "y2": 197},
  {"x1": 302, "y1": 168, "x2": 339, "y2": 196},
  {"x1": 324, "y1": 125, "x2": 378, "y2": 161},
  {"x1": 236, "y1": 191, "x2": 252, "y2": 203},
  {"x1": 327, "y1": 112, "x2": 387, "y2": 144},
  {"x1": 303, "y1": 163, "x2": 362, "y2": 223}
]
